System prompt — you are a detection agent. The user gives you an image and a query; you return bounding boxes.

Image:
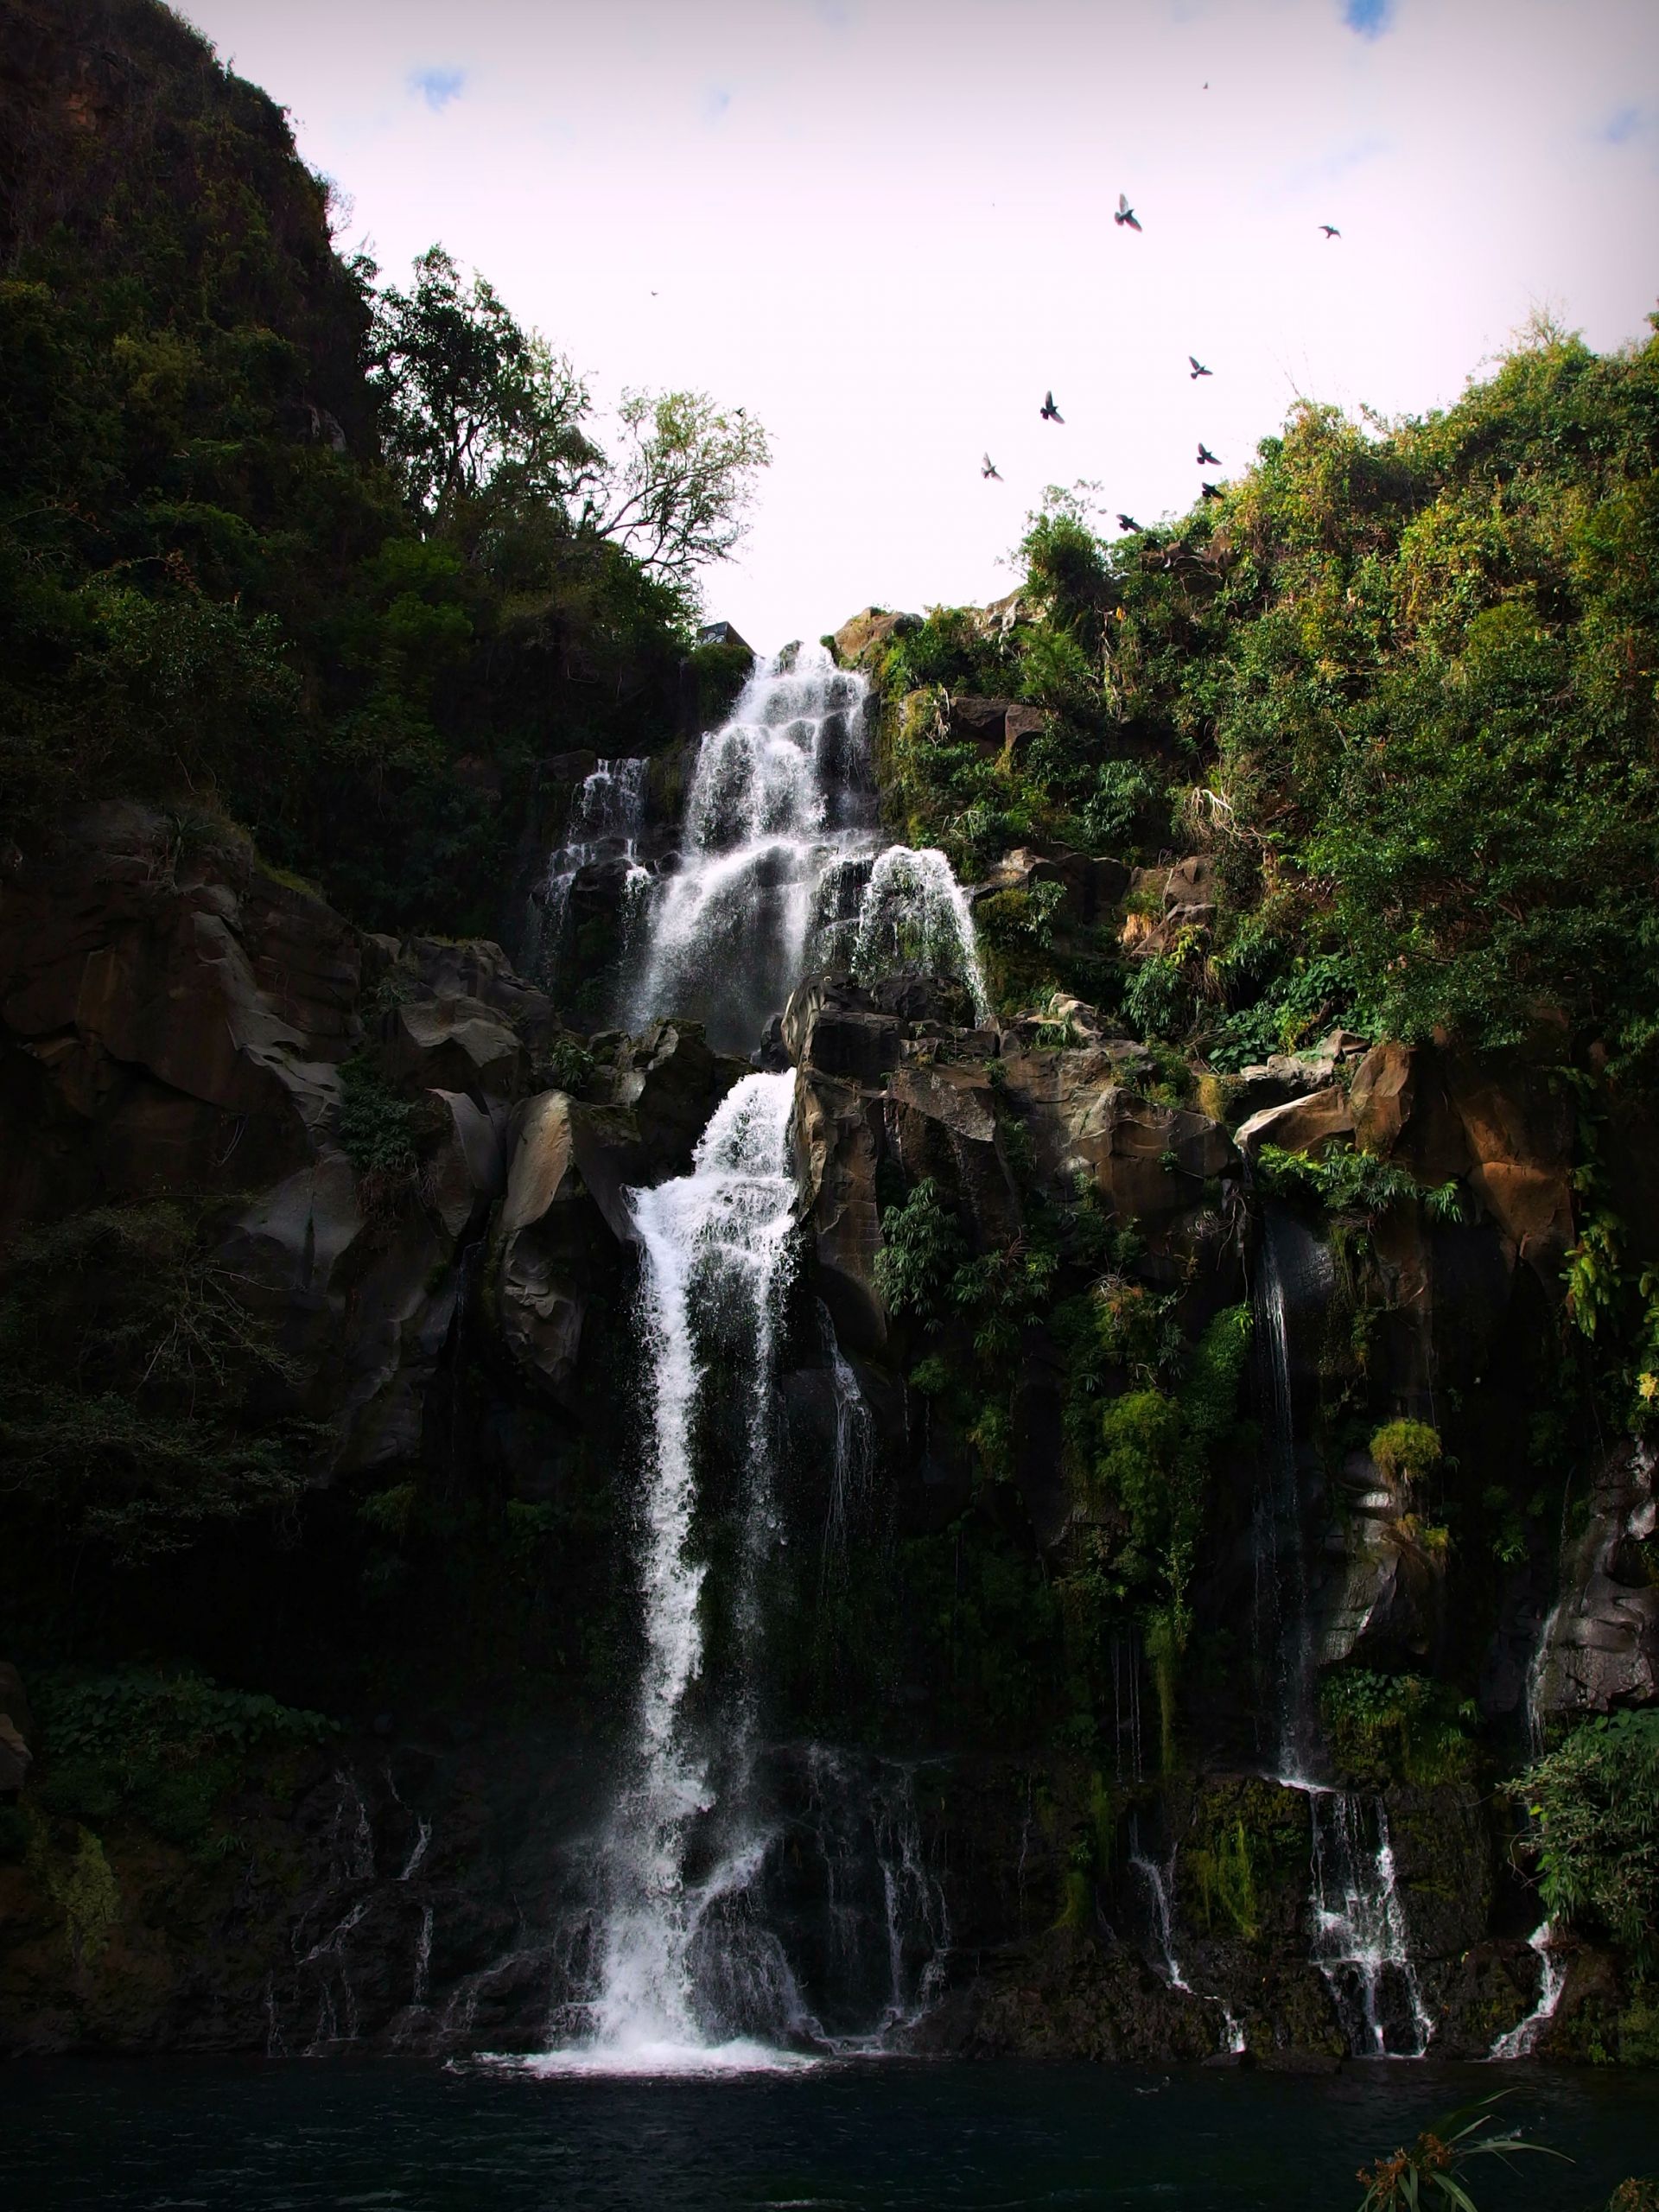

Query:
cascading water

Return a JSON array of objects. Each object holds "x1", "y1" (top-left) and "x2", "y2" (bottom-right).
[
  {"x1": 525, "y1": 757, "x2": 649, "y2": 982},
  {"x1": 1129, "y1": 1827, "x2": 1246, "y2": 2054},
  {"x1": 556, "y1": 1071, "x2": 803, "y2": 2069},
  {"x1": 1306, "y1": 1791, "x2": 1433, "y2": 2057},
  {"x1": 851, "y1": 844, "x2": 991, "y2": 1024},
  {"x1": 531, "y1": 642, "x2": 984, "y2": 2069},
  {"x1": 625, "y1": 652, "x2": 878, "y2": 1052},
  {"x1": 1252, "y1": 1209, "x2": 1432, "y2": 2057},
  {"x1": 1487, "y1": 1922, "x2": 1567, "y2": 2060}
]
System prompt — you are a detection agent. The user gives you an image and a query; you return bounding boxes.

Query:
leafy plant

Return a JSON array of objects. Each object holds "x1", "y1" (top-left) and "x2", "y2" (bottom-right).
[
  {"x1": 1522, "y1": 1708, "x2": 1659, "y2": 1967},
  {"x1": 1355, "y1": 2094, "x2": 1563, "y2": 2211}
]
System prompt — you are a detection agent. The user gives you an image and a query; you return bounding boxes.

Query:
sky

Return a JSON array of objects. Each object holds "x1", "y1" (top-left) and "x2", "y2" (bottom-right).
[{"x1": 181, "y1": 0, "x2": 1659, "y2": 654}]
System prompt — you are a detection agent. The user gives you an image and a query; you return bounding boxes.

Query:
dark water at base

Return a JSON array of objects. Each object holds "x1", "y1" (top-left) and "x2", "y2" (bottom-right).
[{"x1": 3, "y1": 2057, "x2": 1654, "y2": 2211}]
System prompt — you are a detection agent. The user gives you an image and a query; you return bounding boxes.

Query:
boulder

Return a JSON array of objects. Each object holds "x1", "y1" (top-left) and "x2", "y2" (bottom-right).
[
  {"x1": 1442, "y1": 1052, "x2": 1574, "y2": 1282},
  {"x1": 949, "y1": 696, "x2": 1014, "y2": 759},
  {"x1": 0, "y1": 1662, "x2": 33, "y2": 1795},
  {"x1": 794, "y1": 1070, "x2": 887, "y2": 1353},
  {"x1": 492, "y1": 1091, "x2": 620, "y2": 1405},
  {"x1": 1317, "y1": 1451, "x2": 1445, "y2": 1666},
  {"x1": 1532, "y1": 1443, "x2": 1659, "y2": 1723},
  {"x1": 829, "y1": 607, "x2": 919, "y2": 670},
  {"x1": 1236, "y1": 1086, "x2": 1355, "y2": 1160},
  {"x1": 381, "y1": 996, "x2": 524, "y2": 1104}
]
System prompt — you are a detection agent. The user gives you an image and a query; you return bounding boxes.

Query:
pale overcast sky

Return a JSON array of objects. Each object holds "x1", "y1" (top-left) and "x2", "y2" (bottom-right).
[{"x1": 183, "y1": 0, "x2": 1658, "y2": 653}]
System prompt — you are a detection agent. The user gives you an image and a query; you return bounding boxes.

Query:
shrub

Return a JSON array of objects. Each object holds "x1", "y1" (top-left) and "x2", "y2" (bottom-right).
[
  {"x1": 1522, "y1": 1708, "x2": 1659, "y2": 1967},
  {"x1": 1370, "y1": 1419, "x2": 1443, "y2": 1488}
]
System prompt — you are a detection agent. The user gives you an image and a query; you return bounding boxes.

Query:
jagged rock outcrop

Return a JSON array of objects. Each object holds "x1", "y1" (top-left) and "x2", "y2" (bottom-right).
[{"x1": 1533, "y1": 1443, "x2": 1659, "y2": 1722}]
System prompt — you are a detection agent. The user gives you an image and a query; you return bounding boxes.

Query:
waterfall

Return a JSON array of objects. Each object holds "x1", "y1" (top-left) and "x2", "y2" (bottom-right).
[
  {"x1": 624, "y1": 651, "x2": 879, "y2": 1052},
  {"x1": 526, "y1": 757, "x2": 649, "y2": 982},
  {"x1": 1251, "y1": 1207, "x2": 1432, "y2": 2056},
  {"x1": 851, "y1": 844, "x2": 992, "y2": 1023},
  {"x1": 1130, "y1": 1830, "x2": 1247, "y2": 2054},
  {"x1": 1487, "y1": 1922, "x2": 1567, "y2": 2060},
  {"x1": 1304, "y1": 1789, "x2": 1432, "y2": 2057},
  {"x1": 817, "y1": 1302, "x2": 874, "y2": 1600},
  {"x1": 1252, "y1": 1210, "x2": 1330, "y2": 1786},
  {"x1": 526, "y1": 644, "x2": 985, "y2": 2071},
  {"x1": 556, "y1": 1071, "x2": 801, "y2": 2068}
]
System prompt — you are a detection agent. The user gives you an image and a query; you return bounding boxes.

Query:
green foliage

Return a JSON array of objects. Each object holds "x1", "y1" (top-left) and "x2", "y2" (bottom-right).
[
  {"x1": 1187, "y1": 1816, "x2": 1261, "y2": 1942},
  {"x1": 1254, "y1": 1144, "x2": 1431, "y2": 1218},
  {"x1": 1320, "y1": 1669, "x2": 1475, "y2": 1789},
  {"x1": 1356, "y1": 2094, "x2": 1563, "y2": 2212},
  {"x1": 335, "y1": 1056, "x2": 421, "y2": 1176},
  {"x1": 1523, "y1": 1708, "x2": 1659, "y2": 1967},
  {"x1": 873, "y1": 1179, "x2": 969, "y2": 1325},
  {"x1": 34, "y1": 1667, "x2": 333, "y2": 1851},
  {"x1": 1370, "y1": 1420, "x2": 1444, "y2": 1486},
  {"x1": 0, "y1": 1201, "x2": 315, "y2": 1564},
  {"x1": 884, "y1": 321, "x2": 1659, "y2": 1058}
]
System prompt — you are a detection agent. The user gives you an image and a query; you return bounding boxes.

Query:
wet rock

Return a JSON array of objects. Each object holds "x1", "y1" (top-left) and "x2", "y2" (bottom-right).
[{"x1": 794, "y1": 1070, "x2": 887, "y2": 1353}]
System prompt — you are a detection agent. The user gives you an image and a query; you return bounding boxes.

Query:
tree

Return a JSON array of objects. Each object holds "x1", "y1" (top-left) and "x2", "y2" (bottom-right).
[
  {"x1": 583, "y1": 388, "x2": 772, "y2": 585},
  {"x1": 367, "y1": 246, "x2": 598, "y2": 533},
  {"x1": 368, "y1": 248, "x2": 771, "y2": 592}
]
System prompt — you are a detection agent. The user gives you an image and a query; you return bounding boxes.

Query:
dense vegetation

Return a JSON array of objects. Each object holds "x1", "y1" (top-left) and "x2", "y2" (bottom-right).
[
  {"x1": 874, "y1": 314, "x2": 1659, "y2": 1068},
  {"x1": 0, "y1": 0, "x2": 760, "y2": 936}
]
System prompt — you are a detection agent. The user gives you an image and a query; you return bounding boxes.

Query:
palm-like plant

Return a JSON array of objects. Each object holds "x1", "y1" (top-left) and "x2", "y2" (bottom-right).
[{"x1": 1356, "y1": 2094, "x2": 1566, "y2": 2212}]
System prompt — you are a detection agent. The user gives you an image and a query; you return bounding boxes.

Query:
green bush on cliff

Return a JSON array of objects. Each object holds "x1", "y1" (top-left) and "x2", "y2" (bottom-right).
[
  {"x1": 1523, "y1": 1708, "x2": 1659, "y2": 1968},
  {"x1": 0, "y1": 1201, "x2": 316, "y2": 1566},
  {"x1": 34, "y1": 1668, "x2": 334, "y2": 1850}
]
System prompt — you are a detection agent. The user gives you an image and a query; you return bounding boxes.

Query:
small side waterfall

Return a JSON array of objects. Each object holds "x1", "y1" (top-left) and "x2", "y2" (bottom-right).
[
  {"x1": 851, "y1": 845, "x2": 991, "y2": 1022},
  {"x1": 1129, "y1": 1830, "x2": 1247, "y2": 2054},
  {"x1": 526, "y1": 756, "x2": 648, "y2": 982},
  {"x1": 1306, "y1": 1790, "x2": 1432, "y2": 2057},
  {"x1": 1252, "y1": 1208, "x2": 1432, "y2": 2057},
  {"x1": 1487, "y1": 1922, "x2": 1567, "y2": 2059}
]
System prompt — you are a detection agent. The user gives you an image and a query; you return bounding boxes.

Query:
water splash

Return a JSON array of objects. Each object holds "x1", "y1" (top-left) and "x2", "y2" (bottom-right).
[
  {"x1": 1487, "y1": 1921, "x2": 1567, "y2": 2060},
  {"x1": 851, "y1": 845, "x2": 992, "y2": 1023}
]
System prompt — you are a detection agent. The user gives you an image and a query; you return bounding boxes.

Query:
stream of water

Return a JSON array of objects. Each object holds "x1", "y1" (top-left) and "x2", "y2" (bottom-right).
[{"x1": 1251, "y1": 1210, "x2": 1433, "y2": 2059}]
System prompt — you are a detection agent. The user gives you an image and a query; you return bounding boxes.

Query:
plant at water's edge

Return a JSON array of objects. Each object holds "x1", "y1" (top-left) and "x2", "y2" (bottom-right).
[
  {"x1": 1521, "y1": 1708, "x2": 1659, "y2": 1969},
  {"x1": 1354, "y1": 2094, "x2": 1564, "y2": 2211},
  {"x1": 1609, "y1": 2181, "x2": 1659, "y2": 2211}
]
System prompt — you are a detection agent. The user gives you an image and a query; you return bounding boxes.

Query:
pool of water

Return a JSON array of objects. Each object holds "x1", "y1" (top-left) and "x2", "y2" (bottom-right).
[{"x1": 3, "y1": 2056, "x2": 1653, "y2": 2210}]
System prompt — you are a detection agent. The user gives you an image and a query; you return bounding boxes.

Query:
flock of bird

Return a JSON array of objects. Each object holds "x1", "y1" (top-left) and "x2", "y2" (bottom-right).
[{"x1": 977, "y1": 200, "x2": 1343, "y2": 528}]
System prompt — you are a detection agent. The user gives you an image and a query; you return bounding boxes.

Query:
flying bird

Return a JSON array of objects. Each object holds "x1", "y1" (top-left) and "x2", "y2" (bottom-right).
[
  {"x1": 1114, "y1": 193, "x2": 1141, "y2": 232},
  {"x1": 1197, "y1": 442, "x2": 1220, "y2": 466},
  {"x1": 1189, "y1": 356, "x2": 1211, "y2": 379},
  {"x1": 982, "y1": 453, "x2": 1001, "y2": 480},
  {"x1": 1320, "y1": 225, "x2": 1341, "y2": 239},
  {"x1": 1116, "y1": 514, "x2": 1141, "y2": 532},
  {"x1": 1200, "y1": 481, "x2": 1224, "y2": 501},
  {"x1": 1040, "y1": 391, "x2": 1064, "y2": 423}
]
